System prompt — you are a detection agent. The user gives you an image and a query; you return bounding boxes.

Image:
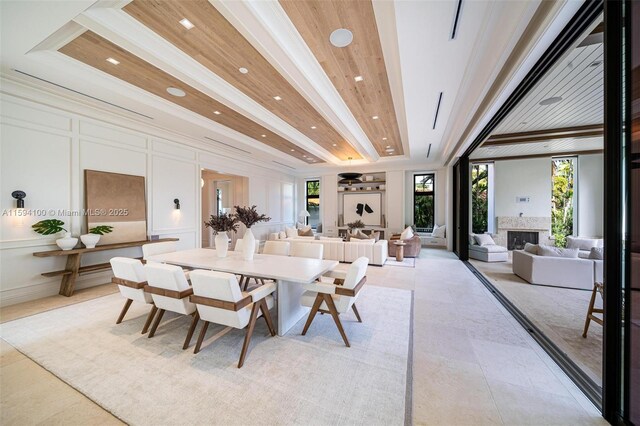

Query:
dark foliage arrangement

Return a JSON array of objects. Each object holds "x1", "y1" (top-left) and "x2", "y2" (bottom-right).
[
  {"x1": 204, "y1": 213, "x2": 239, "y2": 235},
  {"x1": 347, "y1": 219, "x2": 365, "y2": 230},
  {"x1": 233, "y1": 205, "x2": 271, "y2": 229}
]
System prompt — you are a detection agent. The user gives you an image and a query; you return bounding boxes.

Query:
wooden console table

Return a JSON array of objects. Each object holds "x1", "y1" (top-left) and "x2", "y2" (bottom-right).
[{"x1": 33, "y1": 238, "x2": 178, "y2": 297}]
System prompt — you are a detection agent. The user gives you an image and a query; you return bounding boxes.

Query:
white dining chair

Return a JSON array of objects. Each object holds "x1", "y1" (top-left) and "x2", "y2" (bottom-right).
[
  {"x1": 188, "y1": 270, "x2": 276, "y2": 368},
  {"x1": 300, "y1": 257, "x2": 368, "y2": 347},
  {"x1": 263, "y1": 240, "x2": 290, "y2": 256},
  {"x1": 110, "y1": 257, "x2": 156, "y2": 334},
  {"x1": 290, "y1": 242, "x2": 323, "y2": 260},
  {"x1": 142, "y1": 241, "x2": 177, "y2": 260},
  {"x1": 234, "y1": 238, "x2": 260, "y2": 253},
  {"x1": 144, "y1": 263, "x2": 199, "y2": 350}
]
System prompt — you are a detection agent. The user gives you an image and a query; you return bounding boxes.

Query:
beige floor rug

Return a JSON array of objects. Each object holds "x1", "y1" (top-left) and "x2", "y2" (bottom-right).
[{"x1": 0, "y1": 286, "x2": 411, "y2": 425}]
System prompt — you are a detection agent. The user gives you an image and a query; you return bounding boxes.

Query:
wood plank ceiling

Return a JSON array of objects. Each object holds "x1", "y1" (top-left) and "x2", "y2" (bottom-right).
[
  {"x1": 59, "y1": 31, "x2": 323, "y2": 163},
  {"x1": 280, "y1": 0, "x2": 403, "y2": 157},
  {"x1": 123, "y1": 0, "x2": 362, "y2": 161}
]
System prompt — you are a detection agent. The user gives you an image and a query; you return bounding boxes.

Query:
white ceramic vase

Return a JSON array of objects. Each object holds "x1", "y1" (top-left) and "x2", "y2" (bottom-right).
[
  {"x1": 80, "y1": 233, "x2": 100, "y2": 249},
  {"x1": 242, "y1": 228, "x2": 255, "y2": 261},
  {"x1": 56, "y1": 232, "x2": 78, "y2": 251},
  {"x1": 214, "y1": 232, "x2": 229, "y2": 258}
]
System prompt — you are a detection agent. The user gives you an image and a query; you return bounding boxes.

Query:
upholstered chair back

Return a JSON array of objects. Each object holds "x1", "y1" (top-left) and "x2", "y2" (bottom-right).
[
  {"x1": 263, "y1": 241, "x2": 290, "y2": 256},
  {"x1": 235, "y1": 238, "x2": 260, "y2": 253},
  {"x1": 110, "y1": 257, "x2": 152, "y2": 304},
  {"x1": 189, "y1": 270, "x2": 253, "y2": 329},
  {"x1": 142, "y1": 241, "x2": 177, "y2": 260},
  {"x1": 144, "y1": 263, "x2": 195, "y2": 315},
  {"x1": 336, "y1": 256, "x2": 368, "y2": 312},
  {"x1": 290, "y1": 242, "x2": 324, "y2": 260}
]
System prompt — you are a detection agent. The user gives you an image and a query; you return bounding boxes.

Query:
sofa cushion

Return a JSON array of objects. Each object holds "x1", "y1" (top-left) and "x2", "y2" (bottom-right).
[
  {"x1": 285, "y1": 226, "x2": 298, "y2": 238},
  {"x1": 298, "y1": 227, "x2": 314, "y2": 237},
  {"x1": 319, "y1": 236, "x2": 343, "y2": 241},
  {"x1": 538, "y1": 245, "x2": 579, "y2": 258},
  {"x1": 524, "y1": 243, "x2": 539, "y2": 255},
  {"x1": 567, "y1": 236, "x2": 602, "y2": 251},
  {"x1": 278, "y1": 231, "x2": 286, "y2": 240},
  {"x1": 474, "y1": 234, "x2": 496, "y2": 246},
  {"x1": 469, "y1": 244, "x2": 507, "y2": 253},
  {"x1": 432, "y1": 225, "x2": 446, "y2": 238},
  {"x1": 400, "y1": 226, "x2": 414, "y2": 240},
  {"x1": 589, "y1": 247, "x2": 604, "y2": 260}
]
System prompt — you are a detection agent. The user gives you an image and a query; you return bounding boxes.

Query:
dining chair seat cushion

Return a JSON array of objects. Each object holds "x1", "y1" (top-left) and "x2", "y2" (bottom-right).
[
  {"x1": 145, "y1": 263, "x2": 196, "y2": 316},
  {"x1": 110, "y1": 257, "x2": 152, "y2": 304}
]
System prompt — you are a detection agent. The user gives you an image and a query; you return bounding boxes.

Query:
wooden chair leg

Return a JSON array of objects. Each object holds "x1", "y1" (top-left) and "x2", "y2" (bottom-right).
[
  {"x1": 582, "y1": 286, "x2": 598, "y2": 338},
  {"x1": 302, "y1": 294, "x2": 324, "y2": 335},
  {"x1": 323, "y1": 294, "x2": 350, "y2": 347},
  {"x1": 351, "y1": 303, "x2": 362, "y2": 323},
  {"x1": 259, "y1": 278, "x2": 266, "y2": 286},
  {"x1": 238, "y1": 302, "x2": 261, "y2": 368},
  {"x1": 183, "y1": 311, "x2": 200, "y2": 350},
  {"x1": 194, "y1": 321, "x2": 210, "y2": 354},
  {"x1": 141, "y1": 305, "x2": 158, "y2": 334},
  {"x1": 242, "y1": 277, "x2": 250, "y2": 291},
  {"x1": 116, "y1": 299, "x2": 133, "y2": 324},
  {"x1": 259, "y1": 299, "x2": 276, "y2": 336},
  {"x1": 148, "y1": 309, "x2": 165, "y2": 338}
]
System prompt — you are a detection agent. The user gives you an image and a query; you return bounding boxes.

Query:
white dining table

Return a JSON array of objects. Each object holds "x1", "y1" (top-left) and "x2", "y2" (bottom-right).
[{"x1": 146, "y1": 248, "x2": 339, "y2": 336}]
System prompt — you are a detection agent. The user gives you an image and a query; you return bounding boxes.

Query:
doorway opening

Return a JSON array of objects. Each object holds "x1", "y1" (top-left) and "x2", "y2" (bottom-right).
[{"x1": 201, "y1": 169, "x2": 248, "y2": 249}]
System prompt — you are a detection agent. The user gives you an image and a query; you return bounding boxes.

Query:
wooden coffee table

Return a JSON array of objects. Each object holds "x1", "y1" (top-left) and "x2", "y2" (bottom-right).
[{"x1": 393, "y1": 241, "x2": 407, "y2": 262}]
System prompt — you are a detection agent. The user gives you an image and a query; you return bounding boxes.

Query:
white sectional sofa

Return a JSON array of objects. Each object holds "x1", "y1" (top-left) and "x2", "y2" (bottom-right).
[
  {"x1": 280, "y1": 236, "x2": 388, "y2": 266},
  {"x1": 566, "y1": 236, "x2": 603, "y2": 259},
  {"x1": 512, "y1": 249, "x2": 603, "y2": 290}
]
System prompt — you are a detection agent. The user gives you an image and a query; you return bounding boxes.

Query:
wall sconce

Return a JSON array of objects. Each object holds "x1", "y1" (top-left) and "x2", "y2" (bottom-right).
[
  {"x1": 174, "y1": 198, "x2": 180, "y2": 209},
  {"x1": 11, "y1": 190, "x2": 26, "y2": 208}
]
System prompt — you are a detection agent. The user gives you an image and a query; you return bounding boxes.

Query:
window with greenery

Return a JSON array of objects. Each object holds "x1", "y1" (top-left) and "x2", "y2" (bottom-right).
[
  {"x1": 306, "y1": 180, "x2": 320, "y2": 228},
  {"x1": 471, "y1": 164, "x2": 489, "y2": 234},
  {"x1": 551, "y1": 158, "x2": 576, "y2": 247},
  {"x1": 414, "y1": 174, "x2": 435, "y2": 233}
]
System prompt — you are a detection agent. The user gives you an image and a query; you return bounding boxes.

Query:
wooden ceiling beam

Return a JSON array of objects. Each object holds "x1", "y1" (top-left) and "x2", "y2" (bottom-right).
[{"x1": 484, "y1": 124, "x2": 603, "y2": 146}]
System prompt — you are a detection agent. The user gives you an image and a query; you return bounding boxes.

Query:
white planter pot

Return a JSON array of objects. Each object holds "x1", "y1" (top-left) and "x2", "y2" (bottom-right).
[
  {"x1": 56, "y1": 232, "x2": 78, "y2": 251},
  {"x1": 80, "y1": 233, "x2": 100, "y2": 249},
  {"x1": 214, "y1": 232, "x2": 229, "y2": 258},
  {"x1": 242, "y1": 228, "x2": 255, "y2": 261}
]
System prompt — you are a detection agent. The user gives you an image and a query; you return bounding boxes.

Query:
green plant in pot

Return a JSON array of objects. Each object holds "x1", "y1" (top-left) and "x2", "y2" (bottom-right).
[
  {"x1": 32, "y1": 219, "x2": 78, "y2": 251},
  {"x1": 204, "y1": 213, "x2": 239, "y2": 258},
  {"x1": 233, "y1": 205, "x2": 271, "y2": 261},
  {"x1": 81, "y1": 225, "x2": 113, "y2": 249}
]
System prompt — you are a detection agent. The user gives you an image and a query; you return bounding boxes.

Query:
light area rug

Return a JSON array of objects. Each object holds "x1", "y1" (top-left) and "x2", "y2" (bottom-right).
[
  {"x1": 384, "y1": 258, "x2": 415, "y2": 268},
  {"x1": 0, "y1": 286, "x2": 411, "y2": 425}
]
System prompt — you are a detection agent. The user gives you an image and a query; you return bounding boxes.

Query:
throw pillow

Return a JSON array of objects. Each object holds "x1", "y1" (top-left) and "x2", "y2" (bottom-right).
[
  {"x1": 400, "y1": 226, "x2": 414, "y2": 240},
  {"x1": 469, "y1": 233, "x2": 477, "y2": 245},
  {"x1": 298, "y1": 228, "x2": 314, "y2": 237},
  {"x1": 538, "y1": 245, "x2": 579, "y2": 258},
  {"x1": 296, "y1": 221, "x2": 306, "y2": 229},
  {"x1": 474, "y1": 234, "x2": 496, "y2": 246},
  {"x1": 432, "y1": 225, "x2": 446, "y2": 238},
  {"x1": 350, "y1": 230, "x2": 371, "y2": 240},
  {"x1": 589, "y1": 247, "x2": 604, "y2": 260},
  {"x1": 370, "y1": 231, "x2": 381, "y2": 242},
  {"x1": 285, "y1": 226, "x2": 298, "y2": 238},
  {"x1": 523, "y1": 243, "x2": 539, "y2": 255},
  {"x1": 278, "y1": 231, "x2": 286, "y2": 240}
]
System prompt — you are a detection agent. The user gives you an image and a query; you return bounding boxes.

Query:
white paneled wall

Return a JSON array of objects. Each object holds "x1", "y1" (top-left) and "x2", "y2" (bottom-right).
[{"x1": 0, "y1": 87, "x2": 296, "y2": 306}]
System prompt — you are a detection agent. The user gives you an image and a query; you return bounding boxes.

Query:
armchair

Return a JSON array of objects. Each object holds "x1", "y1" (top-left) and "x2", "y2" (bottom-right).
[
  {"x1": 300, "y1": 257, "x2": 368, "y2": 347},
  {"x1": 388, "y1": 234, "x2": 421, "y2": 257},
  {"x1": 189, "y1": 270, "x2": 276, "y2": 368},
  {"x1": 110, "y1": 257, "x2": 156, "y2": 334}
]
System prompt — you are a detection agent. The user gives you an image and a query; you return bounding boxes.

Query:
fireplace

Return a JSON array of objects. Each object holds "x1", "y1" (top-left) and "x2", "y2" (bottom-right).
[{"x1": 507, "y1": 231, "x2": 539, "y2": 250}]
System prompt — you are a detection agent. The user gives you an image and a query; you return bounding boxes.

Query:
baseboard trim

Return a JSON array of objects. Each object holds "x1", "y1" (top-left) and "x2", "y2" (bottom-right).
[{"x1": 0, "y1": 271, "x2": 113, "y2": 307}]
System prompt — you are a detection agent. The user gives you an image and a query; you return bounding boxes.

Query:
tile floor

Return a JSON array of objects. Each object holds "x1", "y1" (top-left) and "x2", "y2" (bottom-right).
[{"x1": 0, "y1": 248, "x2": 606, "y2": 425}]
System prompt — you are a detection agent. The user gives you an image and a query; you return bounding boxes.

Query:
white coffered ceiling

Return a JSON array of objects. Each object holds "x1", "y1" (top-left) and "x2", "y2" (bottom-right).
[{"x1": 0, "y1": 0, "x2": 575, "y2": 173}]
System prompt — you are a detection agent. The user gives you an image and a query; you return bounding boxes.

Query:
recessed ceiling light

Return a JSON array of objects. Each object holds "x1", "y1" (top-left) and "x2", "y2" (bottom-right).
[
  {"x1": 354, "y1": 75, "x2": 364, "y2": 82},
  {"x1": 239, "y1": 67, "x2": 249, "y2": 74},
  {"x1": 213, "y1": 110, "x2": 221, "y2": 115},
  {"x1": 332, "y1": 143, "x2": 337, "y2": 147},
  {"x1": 273, "y1": 96, "x2": 282, "y2": 101},
  {"x1": 386, "y1": 145, "x2": 391, "y2": 148},
  {"x1": 539, "y1": 96, "x2": 563, "y2": 106},
  {"x1": 382, "y1": 137, "x2": 387, "y2": 141},
  {"x1": 290, "y1": 149, "x2": 295, "y2": 152},
  {"x1": 372, "y1": 115, "x2": 379, "y2": 120},
  {"x1": 311, "y1": 126, "x2": 316, "y2": 129},
  {"x1": 261, "y1": 134, "x2": 266, "y2": 138},
  {"x1": 166, "y1": 87, "x2": 186, "y2": 97},
  {"x1": 330, "y1": 28, "x2": 353, "y2": 48},
  {"x1": 106, "y1": 57, "x2": 119, "y2": 65},
  {"x1": 303, "y1": 155, "x2": 307, "y2": 158},
  {"x1": 179, "y1": 18, "x2": 194, "y2": 30}
]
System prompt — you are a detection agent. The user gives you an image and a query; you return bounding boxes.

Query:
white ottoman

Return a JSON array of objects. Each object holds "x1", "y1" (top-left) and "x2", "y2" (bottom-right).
[{"x1": 469, "y1": 244, "x2": 508, "y2": 262}]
